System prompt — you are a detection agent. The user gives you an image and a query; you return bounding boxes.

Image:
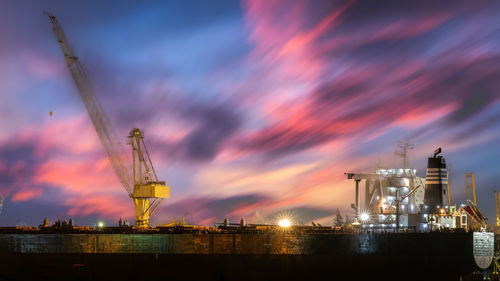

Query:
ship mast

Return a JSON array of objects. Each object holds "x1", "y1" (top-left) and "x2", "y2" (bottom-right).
[{"x1": 395, "y1": 139, "x2": 413, "y2": 172}]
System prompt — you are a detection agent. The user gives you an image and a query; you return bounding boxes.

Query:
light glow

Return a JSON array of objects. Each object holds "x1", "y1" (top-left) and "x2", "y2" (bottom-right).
[
  {"x1": 360, "y1": 212, "x2": 370, "y2": 222},
  {"x1": 278, "y1": 218, "x2": 291, "y2": 227}
]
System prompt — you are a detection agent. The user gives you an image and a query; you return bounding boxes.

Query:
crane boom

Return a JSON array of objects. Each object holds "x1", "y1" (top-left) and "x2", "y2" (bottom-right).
[{"x1": 46, "y1": 12, "x2": 133, "y2": 195}]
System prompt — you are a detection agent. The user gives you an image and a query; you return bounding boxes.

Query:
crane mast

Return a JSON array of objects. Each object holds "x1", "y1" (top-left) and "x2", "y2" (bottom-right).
[
  {"x1": 129, "y1": 129, "x2": 169, "y2": 227},
  {"x1": 47, "y1": 13, "x2": 169, "y2": 227}
]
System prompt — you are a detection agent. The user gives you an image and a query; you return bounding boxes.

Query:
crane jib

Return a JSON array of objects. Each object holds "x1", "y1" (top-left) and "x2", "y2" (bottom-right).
[{"x1": 46, "y1": 13, "x2": 134, "y2": 194}]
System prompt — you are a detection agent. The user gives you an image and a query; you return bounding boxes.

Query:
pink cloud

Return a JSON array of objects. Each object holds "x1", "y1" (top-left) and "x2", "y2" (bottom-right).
[
  {"x1": 65, "y1": 193, "x2": 132, "y2": 219},
  {"x1": 36, "y1": 115, "x2": 101, "y2": 157},
  {"x1": 277, "y1": 0, "x2": 354, "y2": 58},
  {"x1": 34, "y1": 157, "x2": 120, "y2": 194},
  {"x1": 369, "y1": 13, "x2": 452, "y2": 42},
  {"x1": 242, "y1": 0, "x2": 354, "y2": 82},
  {"x1": 12, "y1": 188, "x2": 42, "y2": 202},
  {"x1": 19, "y1": 50, "x2": 65, "y2": 80},
  {"x1": 391, "y1": 104, "x2": 458, "y2": 128},
  {"x1": 0, "y1": 114, "x2": 133, "y2": 220}
]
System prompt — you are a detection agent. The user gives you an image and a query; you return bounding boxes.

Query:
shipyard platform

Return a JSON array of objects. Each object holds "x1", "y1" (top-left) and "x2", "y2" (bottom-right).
[{"x1": 0, "y1": 226, "x2": 491, "y2": 281}]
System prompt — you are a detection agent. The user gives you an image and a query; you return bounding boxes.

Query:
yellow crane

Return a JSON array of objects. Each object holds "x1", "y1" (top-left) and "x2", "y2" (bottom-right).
[
  {"x1": 495, "y1": 190, "x2": 500, "y2": 227},
  {"x1": 46, "y1": 13, "x2": 169, "y2": 227}
]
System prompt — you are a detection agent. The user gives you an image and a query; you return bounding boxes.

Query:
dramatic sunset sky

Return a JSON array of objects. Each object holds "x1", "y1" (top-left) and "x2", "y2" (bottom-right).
[{"x1": 1, "y1": 0, "x2": 500, "y2": 226}]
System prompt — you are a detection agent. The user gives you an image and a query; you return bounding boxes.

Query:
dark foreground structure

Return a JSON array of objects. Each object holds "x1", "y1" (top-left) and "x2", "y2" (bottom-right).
[{"x1": 0, "y1": 230, "x2": 487, "y2": 281}]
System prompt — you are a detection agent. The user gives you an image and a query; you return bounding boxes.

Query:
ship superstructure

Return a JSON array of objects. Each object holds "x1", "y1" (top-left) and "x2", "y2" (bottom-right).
[
  {"x1": 346, "y1": 148, "x2": 486, "y2": 232},
  {"x1": 346, "y1": 167, "x2": 427, "y2": 231}
]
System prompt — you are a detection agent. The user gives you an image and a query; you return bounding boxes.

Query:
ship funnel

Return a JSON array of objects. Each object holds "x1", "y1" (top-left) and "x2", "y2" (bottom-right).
[{"x1": 424, "y1": 148, "x2": 447, "y2": 213}]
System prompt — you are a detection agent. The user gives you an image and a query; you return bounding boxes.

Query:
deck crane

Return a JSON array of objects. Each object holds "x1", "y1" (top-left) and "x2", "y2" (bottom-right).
[{"x1": 46, "y1": 13, "x2": 169, "y2": 227}]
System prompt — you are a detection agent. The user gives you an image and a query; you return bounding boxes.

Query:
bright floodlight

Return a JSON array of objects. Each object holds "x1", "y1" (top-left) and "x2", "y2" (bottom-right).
[
  {"x1": 360, "y1": 212, "x2": 370, "y2": 222},
  {"x1": 278, "y1": 218, "x2": 291, "y2": 227},
  {"x1": 97, "y1": 221, "x2": 104, "y2": 228}
]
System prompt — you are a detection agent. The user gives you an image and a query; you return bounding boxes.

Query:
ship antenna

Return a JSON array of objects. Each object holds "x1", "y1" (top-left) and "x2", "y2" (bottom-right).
[{"x1": 395, "y1": 139, "x2": 413, "y2": 171}]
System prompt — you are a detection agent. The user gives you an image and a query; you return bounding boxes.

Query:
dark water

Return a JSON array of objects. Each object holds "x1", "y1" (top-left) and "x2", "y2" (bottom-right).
[{"x1": 0, "y1": 253, "x2": 481, "y2": 281}]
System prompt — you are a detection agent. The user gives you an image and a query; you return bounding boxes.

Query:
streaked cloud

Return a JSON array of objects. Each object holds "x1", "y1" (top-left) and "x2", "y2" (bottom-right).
[{"x1": 0, "y1": 0, "x2": 499, "y2": 226}]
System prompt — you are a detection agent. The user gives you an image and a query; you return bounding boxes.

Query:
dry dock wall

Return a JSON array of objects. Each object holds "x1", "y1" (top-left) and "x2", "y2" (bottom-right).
[
  {"x1": 0, "y1": 232, "x2": 472, "y2": 256},
  {"x1": 0, "y1": 233, "x2": 480, "y2": 281}
]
